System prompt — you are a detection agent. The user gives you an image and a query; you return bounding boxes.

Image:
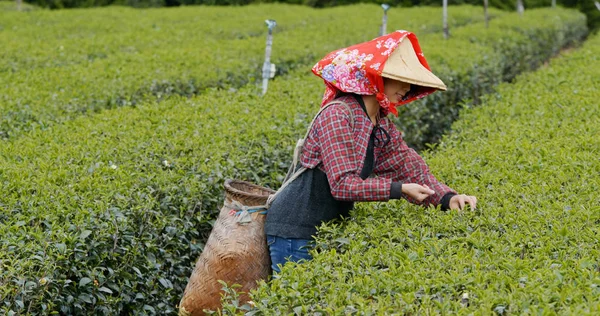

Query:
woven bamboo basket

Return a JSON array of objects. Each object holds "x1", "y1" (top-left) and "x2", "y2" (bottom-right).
[{"x1": 178, "y1": 180, "x2": 274, "y2": 316}]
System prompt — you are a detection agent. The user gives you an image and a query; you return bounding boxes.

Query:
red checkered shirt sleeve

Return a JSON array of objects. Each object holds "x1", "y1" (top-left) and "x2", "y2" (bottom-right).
[
  {"x1": 315, "y1": 105, "x2": 392, "y2": 202},
  {"x1": 374, "y1": 118, "x2": 456, "y2": 207}
]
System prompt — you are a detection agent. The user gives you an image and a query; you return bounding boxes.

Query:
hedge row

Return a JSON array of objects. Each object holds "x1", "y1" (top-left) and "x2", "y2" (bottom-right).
[
  {"x1": 0, "y1": 8, "x2": 588, "y2": 315},
  {"x1": 391, "y1": 7, "x2": 588, "y2": 149},
  {"x1": 0, "y1": 4, "x2": 330, "y2": 71},
  {"x1": 241, "y1": 30, "x2": 600, "y2": 314},
  {"x1": 0, "y1": 4, "x2": 500, "y2": 139}
]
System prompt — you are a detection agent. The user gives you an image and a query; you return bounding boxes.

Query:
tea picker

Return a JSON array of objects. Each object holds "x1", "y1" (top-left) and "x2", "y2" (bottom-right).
[
  {"x1": 265, "y1": 30, "x2": 478, "y2": 273},
  {"x1": 179, "y1": 31, "x2": 478, "y2": 315}
]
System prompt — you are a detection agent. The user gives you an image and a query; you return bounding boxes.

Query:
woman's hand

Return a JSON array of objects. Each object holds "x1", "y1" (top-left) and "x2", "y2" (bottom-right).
[
  {"x1": 449, "y1": 194, "x2": 477, "y2": 211},
  {"x1": 402, "y1": 183, "x2": 435, "y2": 202}
]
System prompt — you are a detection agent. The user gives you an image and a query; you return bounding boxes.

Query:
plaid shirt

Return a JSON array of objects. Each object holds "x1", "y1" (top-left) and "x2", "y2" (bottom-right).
[{"x1": 301, "y1": 95, "x2": 456, "y2": 206}]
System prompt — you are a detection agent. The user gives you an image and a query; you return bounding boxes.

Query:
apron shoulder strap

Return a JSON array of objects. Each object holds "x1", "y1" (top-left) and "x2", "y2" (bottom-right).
[{"x1": 268, "y1": 99, "x2": 356, "y2": 207}]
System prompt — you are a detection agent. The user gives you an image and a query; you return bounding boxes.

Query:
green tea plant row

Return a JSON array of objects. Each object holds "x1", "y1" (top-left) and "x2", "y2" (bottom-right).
[
  {"x1": 0, "y1": 8, "x2": 588, "y2": 315},
  {"x1": 243, "y1": 31, "x2": 600, "y2": 315},
  {"x1": 392, "y1": 7, "x2": 587, "y2": 149},
  {"x1": 0, "y1": 3, "x2": 328, "y2": 71},
  {"x1": 0, "y1": 4, "x2": 499, "y2": 139},
  {"x1": 0, "y1": 4, "x2": 495, "y2": 72}
]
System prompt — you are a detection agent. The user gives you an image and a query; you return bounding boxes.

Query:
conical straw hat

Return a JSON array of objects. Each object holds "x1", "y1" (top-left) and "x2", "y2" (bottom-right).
[{"x1": 381, "y1": 38, "x2": 447, "y2": 91}]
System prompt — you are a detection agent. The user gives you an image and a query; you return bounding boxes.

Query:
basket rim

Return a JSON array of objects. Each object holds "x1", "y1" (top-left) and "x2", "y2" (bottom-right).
[{"x1": 224, "y1": 179, "x2": 275, "y2": 199}]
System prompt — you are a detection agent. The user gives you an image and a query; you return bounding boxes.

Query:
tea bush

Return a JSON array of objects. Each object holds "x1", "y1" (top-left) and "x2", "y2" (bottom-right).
[
  {"x1": 243, "y1": 30, "x2": 600, "y2": 314},
  {"x1": 0, "y1": 4, "x2": 331, "y2": 71},
  {"x1": 0, "y1": 7, "x2": 589, "y2": 314},
  {"x1": 392, "y1": 7, "x2": 588, "y2": 149},
  {"x1": 0, "y1": 71, "x2": 322, "y2": 315},
  {"x1": 0, "y1": 4, "x2": 496, "y2": 139}
]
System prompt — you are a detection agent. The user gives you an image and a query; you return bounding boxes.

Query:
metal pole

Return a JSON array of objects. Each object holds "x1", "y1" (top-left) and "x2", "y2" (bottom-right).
[
  {"x1": 484, "y1": 0, "x2": 489, "y2": 28},
  {"x1": 552, "y1": 0, "x2": 556, "y2": 8},
  {"x1": 517, "y1": 0, "x2": 524, "y2": 15},
  {"x1": 262, "y1": 19, "x2": 276, "y2": 96},
  {"x1": 443, "y1": 0, "x2": 449, "y2": 39},
  {"x1": 380, "y1": 4, "x2": 390, "y2": 36},
  {"x1": 595, "y1": 1, "x2": 600, "y2": 11}
]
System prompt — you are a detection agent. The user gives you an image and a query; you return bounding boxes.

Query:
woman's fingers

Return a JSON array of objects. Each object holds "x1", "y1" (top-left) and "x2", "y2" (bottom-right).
[
  {"x1": 467, "y1": 196, "x2": 477, "y2": 210},
  {"x1": 419, "y1": 185, "x2": 434, "y2": 201},
  {"x1": 404, "y1": 183, "x2": 435, "y2": 202},
  {"x1": 415, "y1": 185, "x2": 433, "y2": 202},
  {"x1": 451, "y1": 194, "x2": 478, "y2": 210},
  {"x1": 421, "y1": 185, "x2": 435, "y2": 195},
  {"x1": 420, "y1": 193, "x2": 431, "y2": 201},
  {"x1": 415, "y1": 191, "x2": 428, "y2": 202},
  {"x1": 461, "y1": 195, "x2": 477, "y2": 210}
]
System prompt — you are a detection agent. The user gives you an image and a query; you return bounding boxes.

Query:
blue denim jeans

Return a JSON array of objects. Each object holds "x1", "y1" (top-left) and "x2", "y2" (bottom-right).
[{"x1": 266, "y1": 235, "x2": 313, "y2": 273}]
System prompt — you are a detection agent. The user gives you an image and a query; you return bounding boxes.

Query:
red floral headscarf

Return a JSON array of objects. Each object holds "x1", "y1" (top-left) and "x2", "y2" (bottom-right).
[{"x1": 312, "y1": 30, "x2": 437, "y2": 116}]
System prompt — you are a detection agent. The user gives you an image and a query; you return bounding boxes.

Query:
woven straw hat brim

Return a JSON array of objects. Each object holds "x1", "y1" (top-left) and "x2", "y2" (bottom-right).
[{"x1": 381, "y1": 38, "x2": 447, "y2": 91}]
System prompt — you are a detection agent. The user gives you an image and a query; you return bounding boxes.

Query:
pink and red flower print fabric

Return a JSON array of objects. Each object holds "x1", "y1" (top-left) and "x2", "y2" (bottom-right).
[{"x1": 312, "y1": 30, "x2": 436, "y2": 116}]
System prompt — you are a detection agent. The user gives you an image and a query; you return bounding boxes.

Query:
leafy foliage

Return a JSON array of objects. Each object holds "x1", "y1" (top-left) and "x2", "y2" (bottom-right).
[
  {"x1": 0, "y1": 4, "x2": 496, "y2": 139},
  {"x1": 244, "y1": 30, "x2": 600, "y2": 315},
  {"x1": 393, "y1": 7, "x2": 587, "y2": 149}
]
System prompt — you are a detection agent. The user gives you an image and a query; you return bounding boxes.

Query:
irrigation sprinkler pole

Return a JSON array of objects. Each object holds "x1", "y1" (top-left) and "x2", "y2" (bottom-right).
[
  {"x1": 484, "y1": 0, "x2": 489, "y2": 28},
  {"x1": 380, "y1": 4, "x2": 391, "y2": 36},
  {"x1": 262, "y1": 19, "x2": 277, "y2": 96},
  {"x1": 517, "y1": 0, "x2": 524, "y2": 15},
  {"x1": 443, "y1": 0, "x2": 449, "y2": 39},
  {"x1": 552, "y1": 0, "x2": 556, "y2": 8}
]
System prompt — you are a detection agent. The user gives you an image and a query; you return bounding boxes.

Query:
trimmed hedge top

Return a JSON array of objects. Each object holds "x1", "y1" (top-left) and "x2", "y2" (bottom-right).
[{"x1": 0, "y1": 4, "x2": 498, "y2": 139}]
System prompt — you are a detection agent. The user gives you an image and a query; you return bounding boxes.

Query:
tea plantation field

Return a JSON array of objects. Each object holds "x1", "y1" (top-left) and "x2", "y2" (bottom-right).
[
  {"x1": 0, "y1": 3, "x2": 499, "y2": 140},
  {"x1": 0, "y1": 2, "x2": 594, "y2": 314}
]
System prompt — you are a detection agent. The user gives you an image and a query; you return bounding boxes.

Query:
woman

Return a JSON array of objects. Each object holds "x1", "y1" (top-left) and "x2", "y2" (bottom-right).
[{"x1": 264, "y1": 31, "x2": 477, "y2": 273}]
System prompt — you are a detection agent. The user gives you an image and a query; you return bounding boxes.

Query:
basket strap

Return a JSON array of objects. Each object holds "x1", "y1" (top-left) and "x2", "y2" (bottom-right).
[
  {"x1": 224, "y1": 200, "x2": 268, "y2": 214},
  {"x1": 270, "y1": 100, "x2": 355, "y2": 208},
  {"x1": 225, "y1": 200, "x2": 269, "y2": 224},
  {"x1": 283, "y1": 100, "x2": 354, "y2": 183},
  {"x1": 301, "y1": 100, "x2": 355, "y2": 143}
]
